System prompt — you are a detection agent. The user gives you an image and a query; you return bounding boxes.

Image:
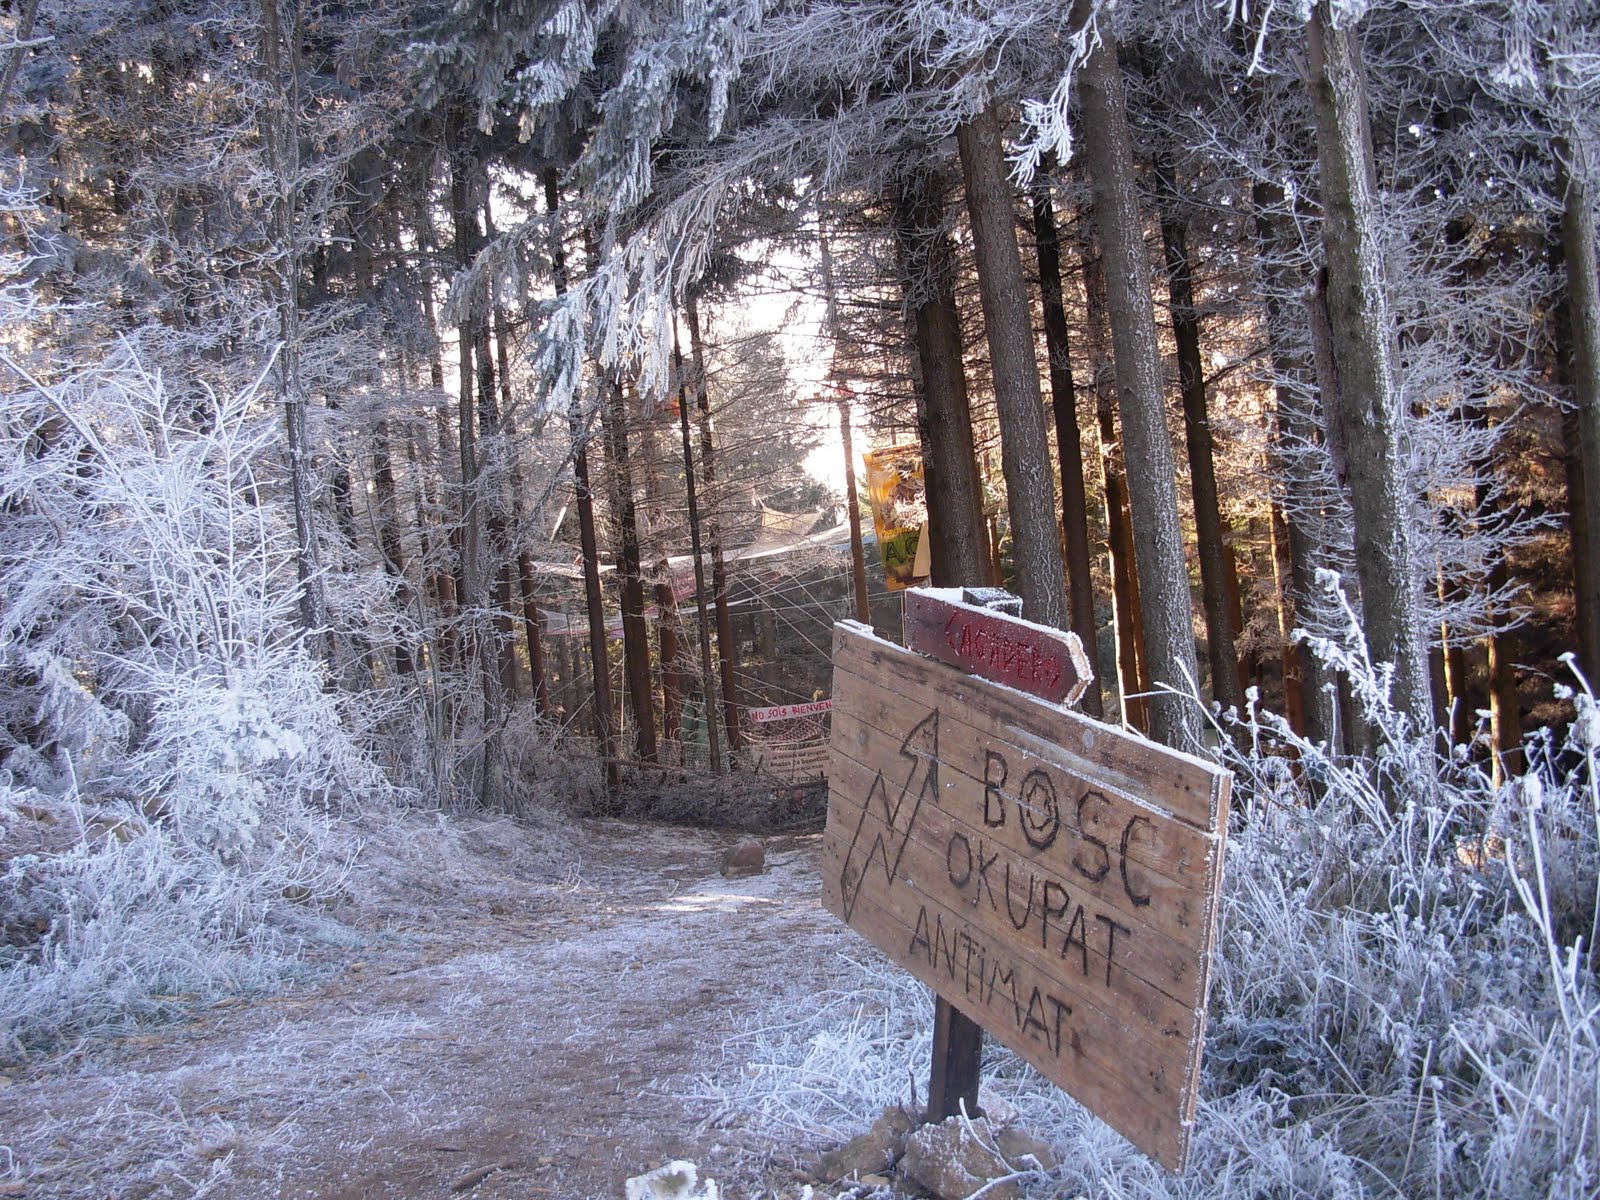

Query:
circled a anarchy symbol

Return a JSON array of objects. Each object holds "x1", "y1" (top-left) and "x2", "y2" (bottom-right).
[{"x1": 1017, "y1": 768, "x2": 1061, "y2": 850}]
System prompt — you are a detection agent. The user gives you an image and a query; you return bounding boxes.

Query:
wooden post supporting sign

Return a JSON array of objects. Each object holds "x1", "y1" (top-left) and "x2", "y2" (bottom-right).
[{"x1": 822, "y1": 588, "x2": 1230, "y2": 1171}]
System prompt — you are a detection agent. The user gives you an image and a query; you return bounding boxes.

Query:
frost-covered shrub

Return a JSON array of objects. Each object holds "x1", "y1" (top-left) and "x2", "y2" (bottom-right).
[
  {"x1": 0, "y1": 336, "x2": 391, "y2": 1059},
  {"x1": 1186, "y1": 636, "x2": 1598, "y2": 1200}
]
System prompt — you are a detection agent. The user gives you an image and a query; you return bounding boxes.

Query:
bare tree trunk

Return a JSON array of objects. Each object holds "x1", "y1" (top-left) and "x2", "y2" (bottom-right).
[
  {"x1": 956, "y1": 105, "x2": 1068, "y2": 630},
  {"x1": 1078, "y1": 37, "x2": 1201, "y2": 752},
  {"x1": 1485, "y1": 569, "x2": 1523, "y2": 783},
  {"x1": 257, "y1": 0, "x2": 327, "y2": 657},
  {"x1": 674, "y1": 316, "x2": 724, "y2": 775},
  {"x1": 601, "y1": 376, "x2": 658, "y2": 764},
  {"x1": 407, "y1": 418, "x2": 456, "y2": 671},
  {"x1": 839, "y1": 395, "x2": 871, "y2": 625},
  {"x1": 1029, "y1": 169, "x2": 1103, "y2": 718},
  {"x1": 1084, "y1": 249, "x2": 1149, "y2": 733},
  {"x1": 636, "y1": 408, "x2": 681, "y2": 759},
  {"x1": 1267, "y1": 494, "x2": 1308, "y2": 737},
  {"x1": 685, "y1": 298, "x2": 742, "y2": 757},
  {"x1": 0, "y1": 0, "x2": 40, "y2": 127},
  {"x1": 543, "y1": 168, "x2": 617, "y2": 790},
  {"x1": 1559, "y1": 147, "x2": 1600, "y2": 686},
  {"x1": 1157, "y1": 159, "x2": 1244, "y2": 718},
  {"x1": 1254, "y1": 180, "x2": 1336, "y2": 746},
  {"x1": 817, "y1": 221, "x2": 874, "y2": 624},
  {"x1": 474, "y1": 330, "x2": 523, "y2": 704},
  {"x1": 1306, "y1": 4, "x2": 1434, "y2": 735},
  {"x1": 448, "y1": 126, "x2": 485, "y2": 668},
  {"x1": 889, "y1": 161, "x2": 990, "y2": 586},
  {"x1": 409, "y1": 203, "x2": 463, "y2": 675}
]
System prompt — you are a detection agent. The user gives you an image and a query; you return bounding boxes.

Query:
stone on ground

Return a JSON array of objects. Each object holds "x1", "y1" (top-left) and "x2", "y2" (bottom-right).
[
  {"x1": 899, "y1": 1116, "x2": 1023, "y2": 1200},
  {"x1": 720, "y1": 837, "x2": 765, "y2": 877},
  {"x1": 814, "y1": 1104, "x2": 916, "y2": 1182}
]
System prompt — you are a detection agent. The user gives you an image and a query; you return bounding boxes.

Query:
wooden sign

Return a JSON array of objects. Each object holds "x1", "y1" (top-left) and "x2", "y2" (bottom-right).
[
  {"x1": 904, "y1": 588, "x2": 1093, "y2": 706},
  {"x1": 748, "y1": 699, "x2": 834, "y2": 723},
  {"x1": 822, "y1": 621, "x2": 1230, "y2": 1171}
]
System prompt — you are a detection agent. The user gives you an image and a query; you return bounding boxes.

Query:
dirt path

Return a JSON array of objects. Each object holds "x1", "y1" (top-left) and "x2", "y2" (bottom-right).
[{"x1": 1, "y1": 818, "x2": 856, "y2": 1199}]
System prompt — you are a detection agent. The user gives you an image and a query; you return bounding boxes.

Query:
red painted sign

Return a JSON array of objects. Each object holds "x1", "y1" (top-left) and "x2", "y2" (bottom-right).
[{"x1": 903, "y1": 588, "x2": 1092, "y2": 706}]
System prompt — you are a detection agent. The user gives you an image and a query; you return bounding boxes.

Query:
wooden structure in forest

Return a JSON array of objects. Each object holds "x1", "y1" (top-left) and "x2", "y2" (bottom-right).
[{"x1": 822, "y1": 594, "x2": 1231, "y2": 1171}]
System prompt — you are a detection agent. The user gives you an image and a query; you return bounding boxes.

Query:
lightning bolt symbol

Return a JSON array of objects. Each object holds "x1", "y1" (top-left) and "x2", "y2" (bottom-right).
[{"x1": 840, "y1": 709, "x2": 939, "y2": 921}]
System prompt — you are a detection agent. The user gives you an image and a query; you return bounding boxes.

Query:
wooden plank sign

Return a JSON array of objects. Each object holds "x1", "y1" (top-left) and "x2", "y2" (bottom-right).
[
  {"x1": 903, "y1": 587, "x2": 1093, "y2": 706},
  {"x1": 822, "y1": 620, "x2": 1230, "y2": 1171}
]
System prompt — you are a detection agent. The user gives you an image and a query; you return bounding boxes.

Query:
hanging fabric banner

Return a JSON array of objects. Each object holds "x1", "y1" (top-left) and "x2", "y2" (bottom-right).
[{"x1": 862, "y1": 442, "x2": 929, "y2": 591}]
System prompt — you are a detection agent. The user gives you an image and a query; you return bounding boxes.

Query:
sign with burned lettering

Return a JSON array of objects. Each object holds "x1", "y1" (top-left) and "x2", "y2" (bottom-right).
[{"x1": 821, "y1": 620, "x2": 1230, "y2": 1171}]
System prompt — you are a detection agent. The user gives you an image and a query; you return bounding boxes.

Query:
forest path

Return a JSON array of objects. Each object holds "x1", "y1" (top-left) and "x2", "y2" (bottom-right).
[{"x1": 3, "y1": 818, "x2": 850, "y2": 1199}]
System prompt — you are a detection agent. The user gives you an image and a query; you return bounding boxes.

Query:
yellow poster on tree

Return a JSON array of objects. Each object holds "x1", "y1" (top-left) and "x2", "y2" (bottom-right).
[{"x1": 862, "y1": 442, "x2": 929, "y2": 591}]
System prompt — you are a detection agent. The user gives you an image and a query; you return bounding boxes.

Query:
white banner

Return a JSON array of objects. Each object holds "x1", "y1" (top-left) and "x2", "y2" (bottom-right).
[{"x1": 747, "y1": 699, "x2": 834, "y2": 723}]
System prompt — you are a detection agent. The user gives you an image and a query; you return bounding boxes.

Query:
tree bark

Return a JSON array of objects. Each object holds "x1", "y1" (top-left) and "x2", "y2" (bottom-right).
[
  {"x1": 1253, "y1": 181, "x2": 1335, "y2": 746},
  {"x1": 956, "y1": 105, "x2": 1068, "y2": 630},
  {"x1": 1084, "y1": 249, "x2": 1149, "y2": 733},
  {"x1": 257, "y1": 0, "x2": 327, "y2": 657},
  {"x1": 1559, "y1": 147, "x2": 1600, "y2": 686},
  {"x1": 637, "y1": 406, "x2": 683, "y2": 759},
  {"x1": 484, "y1": 266, "x2": 546, "y2": 710},
  {"x1": 890, "y1": 160, "x2": 990, "y2": 587},
  {"x1": 685, "y1": 298, "x2": 742, "y2": 757},
  {"x1": 1306, "y1": 4, "x2": 1434, "y2": 735},
  {"x1": 1078, "y1": 37, "x2": 1202, "y2": 753},
  {"x1": 1267, "y1": 493, "x2": 1308, "y2": 737},
  {"x1": 474, "y1": 305, "x2": 523, "y2": 704},
  {"x1": 1029, "y1": 171, "x2": 1103, "y2": 718},
  {"x1": 674, "y1": 316, "x2": 724, "y2": 775},
  {"x1": 543, "y1": 168, "x2": 617, "y2": 790},
  {"x1": 1156, "y1": 160, "x2": 1244, "y2": 718},
  {"x1": 601, "y1": 376, "x2": 658, "y2": 763},
  {"x1": 839, "y1": 395, "x2": 871, "y2": 625},
  {"x1": 448, "y1": 122, "x2": 486, "y2": 672},
  {"x1": 817, "y1": 221, "x2": 874, "y2": 623}
]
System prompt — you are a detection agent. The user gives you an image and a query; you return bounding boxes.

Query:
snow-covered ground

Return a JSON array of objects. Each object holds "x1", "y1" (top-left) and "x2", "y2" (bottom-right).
[{"x1": 1, "y1": 815, "x2": 865, "y2": 1199}]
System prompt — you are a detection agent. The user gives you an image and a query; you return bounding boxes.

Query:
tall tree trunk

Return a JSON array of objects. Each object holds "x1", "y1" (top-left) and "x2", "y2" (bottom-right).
[
  {"x1": 257, "y1": 0, "x2": 327, "y2": 656},
  {"x1": 408, "y1": 420, "x2": 457, "y2": 671},
  {"x1": 601, "y1": 377, "x2": 658, "y2": 764},
  {"x1": 1156, "y1": 160, "x2": 1244, "y2": 718},
  {"x1": 636, "y1": 407, "x2": 682, "y2": 759},
  {"x1": 410, "y1": 200, "x2": 463, "y2": 671},
  {"x1": 1029, "y1": 170, "x2": 1103, "y2": 718},
  {"x1": 1253, "y1": 180, "x2": 1335, "y2": 746},
  {"x1": 912, "y1": 154, "x2": 1016, "y2": 1126},
  {"x1": 1485, "y1": 560, "x2": 1523, "y2": 783},
  {"x1": 448, "y1": 124, "x2": 485, "y2": 671},
  {"x1": 1267, "y1": 493, "x2": 1309, "y2": 737},
  {"x1": 685, "y1": 299, "x2": 742, "y2": 757},
  {"x1": 483, "y1": 206, "x2": 550, "y2": 710},
  {"x1": 839, "y1": 395, "x2": 872, "y2": 625},
  {"x1": 0, "y1": 0, "x2": 40, "y2": 127},
  {"x1": 1087, "y1": 249, "x2": 1150, "y2": 733},
  {"x1": 1559, "y1": 147, "x2": 1600, "y2": 686},
  {"x1": 474, "y1": 323, "x2": 523, "y2": 704},
  {"x1": 543, "y1": 168, "x2": 617, "y2": 790},
  {"x1": 817, "y1": 221, "x2": 874, "y2": 623},
  {"x1": 956, "y1": 105, "x2": 1068, "y2": 630},
  {"x1": 889, "y1": 161, "x2": 990, "y2": 585},
  {"x1": 1306, "y1": 4, "x2": 1434, "y2": 735},
  {"x1": 1078, "y1": 36, "x2": 1202, "y2": 752},
  {"x1": 674, "y1": 316, "x2": 724, "y2": 774}
]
